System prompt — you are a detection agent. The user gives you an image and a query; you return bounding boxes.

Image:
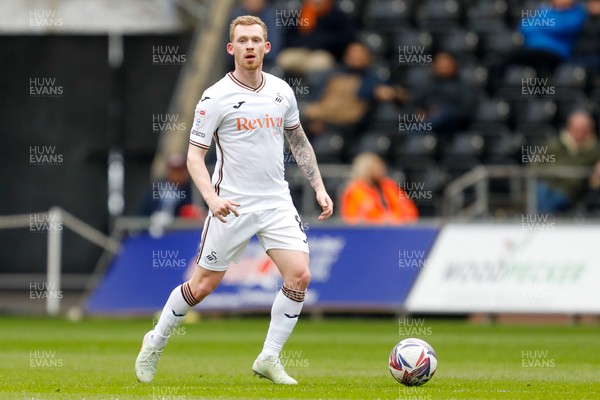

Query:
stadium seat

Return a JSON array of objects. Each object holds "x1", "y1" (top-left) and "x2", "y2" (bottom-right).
[
  {"x1": 469, "y1": 122, "x2": 512, "y2": 137},
  {"x1": 370, "y1": 101, "x2": 401, "y2": 132},
  {"x1": 437, "y1": 30, "x2": 479, "y2": 58},
  {"x1": 512, "y1": 99, "x2": 557, "y2": 126},
  {"x1": 402, "y1": 163, "x2": 448, "y2": 194},
  {"x1": 311, "y1": 131, "x2": 345, "y2": 163},
  {"x1": 416, "y1": 0, "x2": 463, "y2": 33},
  {"x1": 439, "y1": 155, "x2": 481, "y2": 181},
  {"x1": 472, "y1": 98, "x2": 510, "y2": 124},
  {"x1": 496, "y1": 65, "x2": 537, "y2": 100},
  {"x1": 480, "y1": 29, "x2": 523, "y2": 57},
  {"x1": 573, "y1": 17, "x2": 600, "y2": 56},
  {"x1": 400, "y1": 162, "x2": 448, "y2": 215},
  {"x1": 553, "y1": 64, "x2": 588, "y2": 90},
  {"x1": 554, "y1": 90, "x2": 591, "y2": 124},
  {"x1": 357, "y1": 132, "x2": 393, "y2": 158},
  {"x1": 508, "y1": 0, "x2": 542, "y2": 25},
  {"x1": 482, "y1": 130, "x2": 523, "y2": 162},
  {"x1": 363, "y1": 0, "x2": 415, "y2": 31},
  {"x1": 393, "y1": 29, "x2": 433, "y2": 53},
  {"x1": 358, "y1": 31, "x2": 390, "y2": 59},
  {"x1": 458, "y1": 64, "x2": 489, "y2": 89},
  {"x1": 338, "y1": 0, "x2": 366, "y2": 21},
  {"x1": 401, "y1": 66, "x2": 433, "y2": 88},
  {"x1": 391, "y1": 133, "x2": 439, "y2": 162},
  {"x1": 466, "y1": 0, "x2": 508, "y2": 27},
  {"x1": 442, "y1": 131, "x2": 485, "y2": 158},
  {"x1": 468, "y1": 18, "x2": 509, "y2": 35},
  {"x1": 393, "y1": 29, "x2": 433, "y2": 55},
  {"x1": 393, "y1": 29, "x2": 433, "y2": 80},
  {"x1": 515, "y1": 123, "x2": 557, "y2": 148},
  {"x1": 590, "y1": 88, "x2": 600, "y2": 107}
]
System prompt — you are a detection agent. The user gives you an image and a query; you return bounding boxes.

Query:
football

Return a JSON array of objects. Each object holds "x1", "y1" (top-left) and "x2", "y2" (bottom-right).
[{"x1": 389, "y1": 338, "x2": 438, "y2": 386}]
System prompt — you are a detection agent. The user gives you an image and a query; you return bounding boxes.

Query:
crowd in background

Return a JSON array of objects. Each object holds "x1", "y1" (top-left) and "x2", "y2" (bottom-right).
[{"x1": 145, "y1": 0, "x2": 600, "y2": 223}]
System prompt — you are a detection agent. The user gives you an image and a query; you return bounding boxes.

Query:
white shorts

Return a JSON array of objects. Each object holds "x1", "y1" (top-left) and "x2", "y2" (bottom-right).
[{"x1": 195, "y1": 205, "x2": 309, "y2": 271}]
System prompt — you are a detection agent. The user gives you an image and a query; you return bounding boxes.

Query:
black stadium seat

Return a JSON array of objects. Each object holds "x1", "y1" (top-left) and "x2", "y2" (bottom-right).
[
  {"x1": 417, "y1": 0, "x2": 462, "y2": 33},
  {"x1": 458, "y1": 64, "x2": 489, "y2": 89},
  {"x1": 496, "y1": 65, "x2": 536, "y2": 99},
  {"x1": 469, "y1": 122, "x2": 512, "y2": 137},
  {"x1": 401, "y1": 66, "x2": 433, "y2": 88},
  {"x1": 508, "y1": 0, "x2": 542, "y2": 25},
  {"x1": 355, "y1": 132, "x2": 393, "y2": 157},
  {"x1": 311, "y1": 131, "x2": 345, "y2": 163},
  {"x1": 555, "y1": 90, "x2": 591, "y2": 124},
  {"x1": 443, "y1": 131, "x2": 485, "y2": 158},
  {"x1": 467, "y1": 0, "x2": 509, "y2": 26},
  {"x1": 358, "y1": 31, "x2": 390, "y2": 58},
  {"x1": 480, "y1": 29, "x2": 523, "y2": 58},
  {"x1": 472, "y1": 98, "x2": 511, "y2": 124},
  {"x1": 439, "y1": 155, "x2": 481, "y2": 181},
  {"x1": 513, "y1": 99, "x2": 557, "y2": 126},
  {"x1": 393, "y1": 29, "x2": 433, "y2": 55},
  {"x1": 437, "y1": 30, "x2": 479, "y2": 58},
  {"x1": 370, "y1": 102, "x2": 400, "y2": 132},
  {"x1": 515, "y1": 123, "x2": 557, "y2": 148},
  {"x1": 363, "y1": 0, "x2": 415, "y2": 31},
  {"x1": 392, "y1": 133, "x2": 439, "y2": 161},
  {"x1": 553, "y1": 64, "x2": 588, "y2": 90},
  {"x1": 482, "y1": 130, "x2": 523, "y2": 161}
]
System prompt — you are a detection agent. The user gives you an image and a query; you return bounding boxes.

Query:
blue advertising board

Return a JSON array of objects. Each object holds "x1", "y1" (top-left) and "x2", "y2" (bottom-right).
[{"x1": 86, "y1": 226, "x2": 439, "y2": 314}]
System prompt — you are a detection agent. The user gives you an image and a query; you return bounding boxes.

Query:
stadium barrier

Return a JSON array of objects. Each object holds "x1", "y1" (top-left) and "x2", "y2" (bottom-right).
[
  {"x1": 0, "y1": 207, "x2": 119, "y2": 315},
  {"x1": 444, "y1": 165, "x2": 594, "y2": 218},
  {"x1": 406, "y1": 223, "x2": 600, "y2": 314},
  {"x1": 85, "y1": 222, "x2": 439, "y2": 314},
  {"x1": 86, "y1": 219, "x2": 600, "y2": 316}
]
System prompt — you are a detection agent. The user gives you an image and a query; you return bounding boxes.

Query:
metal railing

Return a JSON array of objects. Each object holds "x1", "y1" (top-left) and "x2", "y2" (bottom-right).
[
  {"x1": 443, "y1": 166, "x2": 594, "y2": 218},
  {"x1": 0, "y1": 207, "x2": 119, "y2": 315}
]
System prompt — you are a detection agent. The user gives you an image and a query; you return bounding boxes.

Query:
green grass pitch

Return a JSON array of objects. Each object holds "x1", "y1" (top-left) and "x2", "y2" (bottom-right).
[{"x1": 1, "y1": 316, "x2": 599, "y2": 399}]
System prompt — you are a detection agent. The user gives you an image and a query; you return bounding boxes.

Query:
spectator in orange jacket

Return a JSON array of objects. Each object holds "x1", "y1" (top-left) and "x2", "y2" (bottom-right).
[{"x1": 341, "y1": 153, "x2": 418, "y2": 224}]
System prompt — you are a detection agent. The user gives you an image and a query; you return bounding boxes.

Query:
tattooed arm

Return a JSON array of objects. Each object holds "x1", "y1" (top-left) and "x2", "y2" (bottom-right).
[{"x1": 285, "y1": 124, "x2": 333, "y2": 220}]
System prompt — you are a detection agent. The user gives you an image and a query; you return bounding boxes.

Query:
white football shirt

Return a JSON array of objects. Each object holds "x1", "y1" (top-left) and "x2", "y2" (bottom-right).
[{"x1": 189, "y1": 72, "x2": 300, "y2": 214}]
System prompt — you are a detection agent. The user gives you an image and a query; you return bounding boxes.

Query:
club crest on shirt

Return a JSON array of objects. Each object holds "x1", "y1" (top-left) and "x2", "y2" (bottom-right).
[{"x1": 273, "y1": 93, "x2": 283, "y2": 104}]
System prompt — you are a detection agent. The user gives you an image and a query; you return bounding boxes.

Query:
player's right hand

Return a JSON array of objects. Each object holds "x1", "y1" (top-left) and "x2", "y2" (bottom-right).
[{"x1": 206, "y1": 194, "x2": 240, "y2": 223}]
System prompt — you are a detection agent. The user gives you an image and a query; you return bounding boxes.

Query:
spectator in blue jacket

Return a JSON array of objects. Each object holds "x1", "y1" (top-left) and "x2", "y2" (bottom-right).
[
  {"x1": 490, "y1": 0, "x2": 598, "y2": 91},
  {"x1": 515, "y1": 0, "x2": 588, "y2": 77}
]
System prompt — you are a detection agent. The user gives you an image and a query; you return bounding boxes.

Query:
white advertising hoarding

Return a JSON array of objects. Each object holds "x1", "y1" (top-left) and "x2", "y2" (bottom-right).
[{"x1": 405, "y1": 224, "x2": 600, "y2": 313}]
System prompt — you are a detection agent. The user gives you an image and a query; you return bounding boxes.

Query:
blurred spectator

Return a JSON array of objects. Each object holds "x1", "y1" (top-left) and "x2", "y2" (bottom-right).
[
  {"x1": 496, "y1": 0, "x2": 600, "y2": 80},
  {"x1": 517, "y1": 0, "x2": 588, "y2": 76},
  {"x1": 303, "y1": 41, "x2": 406, "y2": 137},
  {"x1": 228, "y1": 0, "x2": 282, "y2": 69},
  {"x1": 138, "y1": 154, "x2": 195, "y2": 217},
  {"x1": 276, "y1": 0, "x2": 356, "y2": 75},
  {"x1": 536, "y1": 111, "x2": 600, "y2": 213},
  {"x1": 341, "y1": 153, "x2": 418, "y2": 224},
  {"x1": 408, "y1": 52, "x2": 476, "y2": 135}
]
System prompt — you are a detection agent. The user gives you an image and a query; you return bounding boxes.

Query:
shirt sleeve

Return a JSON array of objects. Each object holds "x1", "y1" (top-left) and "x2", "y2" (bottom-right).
[
  {"x1": 283, "y1": 86, "x2": 301, "y2": 131},
  {"x1": 189, "y1": 92, "x2": 220, "y2": 150}
]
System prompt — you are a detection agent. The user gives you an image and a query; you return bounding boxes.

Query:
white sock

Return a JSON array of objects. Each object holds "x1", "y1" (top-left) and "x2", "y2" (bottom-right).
[
  {"x1": 260, "y1": 285, "x2": 305, "y2": 359},
  {"x1": 150, "y1": 282, "x2": 198, "y2": 347}
]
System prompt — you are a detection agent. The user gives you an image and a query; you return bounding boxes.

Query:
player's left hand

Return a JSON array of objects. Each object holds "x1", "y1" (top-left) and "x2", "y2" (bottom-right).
[{"x1": 316, "y1": 190, "x2": 333, "y2": 221}]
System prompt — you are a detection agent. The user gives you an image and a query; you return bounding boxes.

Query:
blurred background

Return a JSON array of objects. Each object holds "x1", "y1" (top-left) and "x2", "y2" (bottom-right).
[{"x1": 1, "y1": 0, "x2": 599, "y2": 320}]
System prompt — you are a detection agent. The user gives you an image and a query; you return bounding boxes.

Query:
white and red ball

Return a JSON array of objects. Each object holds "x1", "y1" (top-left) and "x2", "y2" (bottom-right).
[{"x1": 389, "y1": 338, "x2": 437, "y2": 386}]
